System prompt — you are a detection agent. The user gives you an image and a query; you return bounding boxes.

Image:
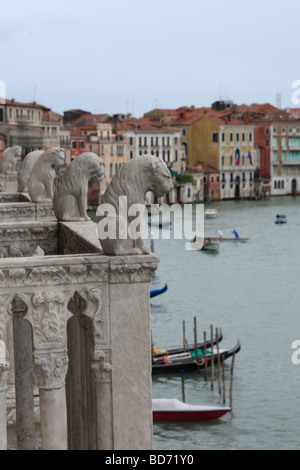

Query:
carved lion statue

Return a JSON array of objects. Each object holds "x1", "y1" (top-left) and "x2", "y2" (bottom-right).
[
  {"x1": 96, "y1": 155, "x2": 173, "y2": 255},
  {"x1": 0, "y1": 146, "x2": 22, "y2": 174},
  {"x1": 17, "y1": 149, "x2": 45, "y2": 192},
  {"x1": 53, "y1": 152, "x2": 105, "y2": 221},
  {"x1": 28, "y1": 147, "x2": 66, "y2": 203}
]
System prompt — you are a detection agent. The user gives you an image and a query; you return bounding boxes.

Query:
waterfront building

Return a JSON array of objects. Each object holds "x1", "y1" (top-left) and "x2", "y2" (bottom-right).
[
  {"x1": 221, "y1": 103, "x2": 300, "y2": 196},
  {"x1": 0, "y1": 99, "x2": 61, "y2": 156}
]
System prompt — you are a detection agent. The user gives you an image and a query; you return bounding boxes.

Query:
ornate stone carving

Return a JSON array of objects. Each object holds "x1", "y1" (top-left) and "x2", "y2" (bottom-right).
[
  {"x1": 0, "y1": 363, "x2": 10, "y2": 392},
  {"x1": 90, "y1": 349, "x2": 112, "y2": 382},
  {"x1": 31, "y1": 291, "x2": 67, "y2": 344},
  {"x1": 78, "y1": 286, "x2": 105, "y2": 343},
  {"x1": 53, "y1": 153, "x2": 105, "y2": 221},
  {"x1": 28, "y1": 147, "x2": 65, "y2": 203},
  {"x1": 97, "y1": 155, "x2": 173, "y2": 255},
  {"x1": 33, "y1": 348, "x2": 69, "y2": 390},
  {"x1": 0, "y1": 146, "x2": 21, "y2": 174},
  {"x1": 109, "y1": 262, "x2": 158, "y2": 283}
]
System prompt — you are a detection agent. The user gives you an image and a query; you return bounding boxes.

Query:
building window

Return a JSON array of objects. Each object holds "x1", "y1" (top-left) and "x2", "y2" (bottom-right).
[
  {"x1": 79, "y1": 140, "x2": 84, "y2": 149},
  {"x1": 71, "y1": 141, "x2": 76, "y2": 149},
  {"x1": 222, "y1": 133, "x2": 225, "y2": 142},
  {"x1": 236, "y1": 133, "x2": 239, "y2": 142},
  {"x1": 129, "y1": 137, "x2": 133, "y2": 145},
  {"x1": 9, "y1": 108, "x2": 12, "y2": 119},
  {"x1": 130, "y1": 150, "x2": 133, "y2": 159},
  {"x1": 182, "y1": 129, "x2": 186, "y2": 137},
  {"x1": 249, "y1": 132, "x2": 252, "y2": 142},
  {"x1": 212, "y1": 133, "x2": 218, "y2": 143},
  {"x1": 110, "y1": 163, "x2": 113, "y2": 177},
  {"x1": 242, "y1": 133, "x2": 245, "y2": 142},
  {"x1": 222, "y1": 155, "x2": 225, "y2": 166},
  {"x1": 101, "y1": 145, "x2": 104, "y2": 155},
  {"x1": 0, "y1": 109, "x2": 3, "y2": 122},
  {"x1": 230, "y1": 133, "x2": 233, "y2": 142}
]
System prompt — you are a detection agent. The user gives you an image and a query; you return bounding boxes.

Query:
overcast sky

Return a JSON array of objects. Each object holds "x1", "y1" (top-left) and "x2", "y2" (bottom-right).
[{"x1": 0, "y1": 0, "x2": 299, "y2": 117}]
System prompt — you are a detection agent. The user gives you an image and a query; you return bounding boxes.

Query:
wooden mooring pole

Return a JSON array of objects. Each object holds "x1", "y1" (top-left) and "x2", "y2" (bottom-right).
[
  {"x1": 203, "y1": 331, "x2": 208, "y2": 381},
  {"x1": 210, "y1": 324, "x2": 214, "y2": 390},
  {"x1": 216, "y1": 327, "x2": 222, "y2": 395},
  {"x1": 230, "y1": 352, "x2": 236, "y2": 409}
]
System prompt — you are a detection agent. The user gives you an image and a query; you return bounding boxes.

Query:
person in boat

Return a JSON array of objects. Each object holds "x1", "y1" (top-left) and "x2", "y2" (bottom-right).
[
  {"x1": 232, "y1": 229, "x2": 239, "y2": 239},
  {"x1": 216, "y1": 229, "x2": 224, "y2": 238}
]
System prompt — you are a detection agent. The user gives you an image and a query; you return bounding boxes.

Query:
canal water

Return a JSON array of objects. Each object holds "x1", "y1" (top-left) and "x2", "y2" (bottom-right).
[{"x1": 149, "y1": 196, "x2": 300, "y2": 450}]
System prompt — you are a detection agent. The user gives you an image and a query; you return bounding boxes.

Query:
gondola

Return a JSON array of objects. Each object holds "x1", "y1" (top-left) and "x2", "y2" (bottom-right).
[
  {"x1": 150, "y1": 284, "x2": 168, "y2": 298},
  {"x1": 152, "y1": 330, "x2": 223, "y2": 359},
  {"x1": 152, "y1": 339, "x2": 240, "y2": 374}
]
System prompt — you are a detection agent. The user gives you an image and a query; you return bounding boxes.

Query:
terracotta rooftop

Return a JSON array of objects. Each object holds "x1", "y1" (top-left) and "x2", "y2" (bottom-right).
[{"x1": 5, "y1": 99, "x2": 50, "y2": 111}]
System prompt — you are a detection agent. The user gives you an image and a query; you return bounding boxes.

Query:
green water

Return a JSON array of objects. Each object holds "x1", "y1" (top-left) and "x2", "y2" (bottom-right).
[{"x1": 149, "y1": 196, "x2": 300, "y2": 450}]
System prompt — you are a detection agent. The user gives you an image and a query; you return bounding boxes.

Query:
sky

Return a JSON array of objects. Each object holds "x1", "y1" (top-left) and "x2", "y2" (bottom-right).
[{"x1": 0, "y1": 0, "x2": 299, "y2": 117}]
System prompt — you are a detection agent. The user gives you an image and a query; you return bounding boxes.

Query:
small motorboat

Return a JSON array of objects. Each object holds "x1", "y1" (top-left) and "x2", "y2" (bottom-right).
[
  {"x1": 205, "y1": 209, "x2": 218, "y2": 218},
  {"x1": 189, "y1": 238, "x2": 220, "y2": 252},
  {"x1": 150, "y1": 284, "x2": 168, "y2": 298},
  {"x1": 205, "y1": 236, "x2": 249, "y2": 243},
  {"x1": 201, "y1": 238, "x2": 220, "y2": 252},
  {"x1": 275, "y1": 214, "x2": 287, "y2": 224},
  {"x1": 152, "y1": 398, "x2": 231, "y2": 421}
]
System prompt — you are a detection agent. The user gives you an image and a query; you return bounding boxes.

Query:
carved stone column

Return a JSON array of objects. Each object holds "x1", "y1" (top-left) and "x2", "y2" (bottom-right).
[
  {"x1": 0, "y1": 341, "x2": 9, "y2": 450},
  {"x1": 12, "y1": 296, "x2": 35, "y2": 450},
  {"x1": 90, "y1": 349, "x2": 113, "y2": 450},
  {"x1": 33, "y1": 348, "x2": 69, "y2": 450}
]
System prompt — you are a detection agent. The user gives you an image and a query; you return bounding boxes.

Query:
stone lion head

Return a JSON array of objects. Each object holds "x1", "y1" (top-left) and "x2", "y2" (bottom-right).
[
  {"x1": 43, "y1": 147, "x2": 66, "y2": 167},
  {"x1": 148, "y1": 157, "x2": 173, "y2": 198}
]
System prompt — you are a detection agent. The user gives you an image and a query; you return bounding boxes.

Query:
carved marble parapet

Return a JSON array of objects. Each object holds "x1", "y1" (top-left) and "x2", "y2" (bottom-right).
[
  {"x1": 0, "y1": 254, "x2": 110, "y2": 351},
  {"x1": 0, "y1": 174, "x2": 18, "y2": 193},
  {"x1": 60, "y1": 221, "x2": 103, "y2": 255},
  {"x1": 0, "y1": 193, "x2": 30, "y2": 204},
  {"x1": 109, "y1": 254, "x2": 158, "y2": 284},
  {"x1": 0, "y1": 200, "x2": 55, "y2": 222},
  {"x1": 0, "y1": 222, "x2": 58, "y2": 258}
]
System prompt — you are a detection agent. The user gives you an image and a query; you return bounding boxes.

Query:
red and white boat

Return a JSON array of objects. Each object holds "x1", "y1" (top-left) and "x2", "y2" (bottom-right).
[{"x1": 152, "y1": 398, "x2": 231, "y2": 421}]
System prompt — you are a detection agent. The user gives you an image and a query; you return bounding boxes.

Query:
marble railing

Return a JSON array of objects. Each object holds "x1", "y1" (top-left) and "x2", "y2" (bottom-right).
[{"x1": 0, "y1": 216, "x2": 157, "y2": 450}]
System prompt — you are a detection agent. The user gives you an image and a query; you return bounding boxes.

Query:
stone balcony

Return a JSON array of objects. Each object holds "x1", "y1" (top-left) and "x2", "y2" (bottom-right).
[{"x1": 0, "y1": 210, "x2": 157, "y2": 450}]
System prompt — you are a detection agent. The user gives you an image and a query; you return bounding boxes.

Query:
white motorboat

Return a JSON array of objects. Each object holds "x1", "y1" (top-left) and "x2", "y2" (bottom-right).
[{"x1": 205, "y1": 209, "x2": 218, "y2": 218}]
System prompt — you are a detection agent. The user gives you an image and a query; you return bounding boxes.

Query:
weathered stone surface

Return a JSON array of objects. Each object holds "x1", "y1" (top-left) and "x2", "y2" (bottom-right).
[
  {"x1": 17, "y1": 150, "x2": 44, "y2": 193},
  {"x1": 97, "y1": 155, "x2": 173, "y2": 255},
  {"x1": 0, "y1": 146, "x2": 21, "y2": 174},
  {"x1": 53, "y1": 153, "x2": 105, "y2": 221},
  {"x1": 28, "y1": 148, "x2": 65, "y2": 203}
]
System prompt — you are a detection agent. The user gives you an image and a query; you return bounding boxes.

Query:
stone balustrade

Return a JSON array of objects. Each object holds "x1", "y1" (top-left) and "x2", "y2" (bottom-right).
[{"x1": 0, "y1": 218, "x2": 157, "y2": 450}]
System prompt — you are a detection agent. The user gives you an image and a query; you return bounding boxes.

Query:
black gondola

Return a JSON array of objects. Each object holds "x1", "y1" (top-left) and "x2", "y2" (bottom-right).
[
  {"x1": 152, "y1": 330, "x2": 223, "y2": 359},
  {"x1": 152, "y1": 339, "x2": 240, "y2": 374}
]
